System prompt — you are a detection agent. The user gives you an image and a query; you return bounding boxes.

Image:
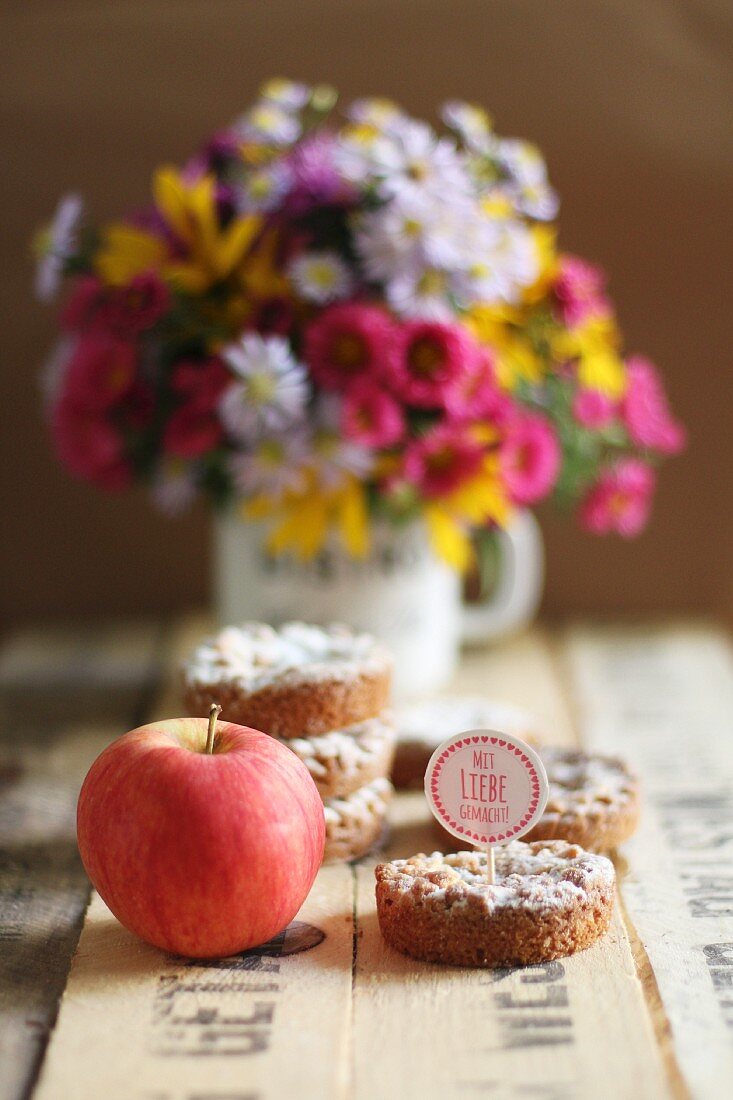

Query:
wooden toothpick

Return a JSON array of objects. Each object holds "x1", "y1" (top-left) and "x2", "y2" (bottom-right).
[{"x1": 486, "y1": 846, "x2": 495, "y2": 886}]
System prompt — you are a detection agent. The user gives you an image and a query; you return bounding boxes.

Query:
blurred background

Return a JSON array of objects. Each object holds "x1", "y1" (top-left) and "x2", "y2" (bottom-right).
[{"x1": 2, "y1": 0, "x2": 731, "y2": 627}]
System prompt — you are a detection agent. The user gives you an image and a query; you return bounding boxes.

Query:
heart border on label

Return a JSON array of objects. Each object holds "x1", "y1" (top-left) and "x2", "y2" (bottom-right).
[{"x1": 423, "y1": 728, "x2": 550, "y2": 848}]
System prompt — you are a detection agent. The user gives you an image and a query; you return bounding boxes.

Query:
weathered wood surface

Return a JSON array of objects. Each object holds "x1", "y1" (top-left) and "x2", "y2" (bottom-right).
[
  {"x1": 563, "y1": 624, "x2": 733, "y2": 1100},
  {"x1": 0, "y1": 623, "x2": 161, "y2": 1100},
  {"x1": 5, "y1": 618, "x2": 733, "y2": 1099}
]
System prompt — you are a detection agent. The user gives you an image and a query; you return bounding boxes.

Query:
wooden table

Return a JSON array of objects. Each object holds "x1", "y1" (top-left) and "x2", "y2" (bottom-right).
[{"x1": 1, "y1": 617, "x2": 732, "y2": 1100}]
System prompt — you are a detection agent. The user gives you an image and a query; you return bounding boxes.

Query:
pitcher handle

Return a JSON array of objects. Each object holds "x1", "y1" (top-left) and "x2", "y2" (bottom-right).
[{"x1": 461, "y1": 511, "x2": 544, "y2": 644}]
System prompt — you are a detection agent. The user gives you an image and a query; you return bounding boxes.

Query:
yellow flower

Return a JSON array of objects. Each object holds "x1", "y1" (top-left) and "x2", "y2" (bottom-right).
[
  {"x1": 95, "y1": 168, "x2": 261, "y2": 292},
  {"x1": 467, "y1": 304, "x2": 544, "y2": 391},
  {"x1": 238, "y1": 228, "x2": 291, "y2": 301},
  {"x1": 552, "y1": 316, "x2": 627, "y2": 398},
  {"x1": 425, "y1": 453, "x2": 512, "y2": 570},
  {"x1": 424, "y1": 506, "x2": 473, "y2": 571},
  {"x1": 521, "y1": 225, "x2": 560, "y2": 305},
  {"x1": 153, "y1": 168, "x2": 261, "y2": 292},
  {"x1": 95, "y1": 225, "x2": 168, "y2": 287},
  {"x1": 242, "y1": 475, "x2": 370, "y2": 561}
]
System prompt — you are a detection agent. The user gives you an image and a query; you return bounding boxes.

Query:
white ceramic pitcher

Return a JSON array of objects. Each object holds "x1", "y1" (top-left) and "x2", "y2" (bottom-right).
[{"x1": 213, "y1": 512, "x2": 544, "y2": 699}]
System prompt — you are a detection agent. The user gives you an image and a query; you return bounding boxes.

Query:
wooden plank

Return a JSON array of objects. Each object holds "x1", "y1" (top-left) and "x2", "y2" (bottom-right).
[
  {"x1": 34, "y1": 869, "x2": 354, "y2": 1100},
  {"x1": 351, "y1": 629, "x2": 669, "y2": 1100},
  {"x1": 0, "y1": 622, "x2": 161, "y2": 1100},
  {"x1": 354, "y1": 862, "x2": 663, "y2": 1100},
  {"x1": 562, "y1": 622, "x2": 733, "y2": 1100},
  {"x1": 34, "y1": 617, "x2": 355, "y2": 1100}
]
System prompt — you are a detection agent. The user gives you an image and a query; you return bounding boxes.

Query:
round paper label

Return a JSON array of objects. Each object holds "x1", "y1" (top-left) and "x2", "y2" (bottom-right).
[{"x1": 424, "y1": 729, "x2": 549, "y2": 847}]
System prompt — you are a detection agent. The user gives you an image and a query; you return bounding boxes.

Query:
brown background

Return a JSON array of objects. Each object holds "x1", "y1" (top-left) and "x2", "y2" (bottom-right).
[{"x1": 1, "y1": 0, "x2": 732, "y2": 627}]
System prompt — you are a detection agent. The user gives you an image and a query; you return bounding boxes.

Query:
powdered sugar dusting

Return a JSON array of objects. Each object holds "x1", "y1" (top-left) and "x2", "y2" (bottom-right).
[
  {"x1": 183, "y1": 621, "x2": 392, "y2": 691},
  {"x1": 379, "y1": 841, "x2": 615, "y2": 913}
]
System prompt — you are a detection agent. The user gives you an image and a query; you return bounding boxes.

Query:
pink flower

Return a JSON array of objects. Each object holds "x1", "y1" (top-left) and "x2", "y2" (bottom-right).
[
  {"x1": 404, "y1": 425, "x2": 485, "y2": 498},
  {"x1": 62, "y1": 334, "x2": 138, "y2": 410},
  {"x1": 163, "y1": 357, "x2": 229, "y2": 458},
  {"x1": 163, "y1": 406, "x2": 223, "y2": 458},
  {"x1": 304, "y1": 302, "x2": 397, "y2": 390},
  {"x1": 170, "y1": 358, "x2": 230, "y2": 408},
  {"x1": 342, "y1": 382, "x2": 404, "y2": 448},
  {"x1": 390, "y1": 320, "x2": 478, "y2": 408},
  {"x1": 621, "y1": 356, "x2": 686, "y2": 455},
  {"x1": 572, "y1": 389, "x2": 616, "y2": 429},
  {"x1": 500, "y1": 413, "x2": 561, "y2": 506},
  {"x1": 62, "y1": 274, "x2": 170, "y2": 335},
  {"x1": 444, "y1": 348, "x2": 511, "y2": 422},
  {"x1": 580, "y1": 459, "x2": 656, "y2": 537},
  {"x1": 554, "y1": 255, "x2": 611, "y2": 329},
  {"x1": 51, "y1": 390, "x2": 131, "y2": 490}
]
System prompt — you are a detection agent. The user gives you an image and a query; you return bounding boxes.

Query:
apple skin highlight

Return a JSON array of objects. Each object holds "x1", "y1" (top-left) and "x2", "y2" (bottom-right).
[{"x1": 77, "y1": 717, "x2": 326, "y2": 957}]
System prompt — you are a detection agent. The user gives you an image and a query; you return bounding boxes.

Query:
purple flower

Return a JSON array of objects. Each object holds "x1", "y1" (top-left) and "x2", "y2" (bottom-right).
[{"x1": 284, "y1": 133, "x2": 356, "y2": 214}]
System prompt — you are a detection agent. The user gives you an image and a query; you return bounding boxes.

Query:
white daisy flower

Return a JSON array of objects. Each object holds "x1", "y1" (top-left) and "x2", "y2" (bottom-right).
[
  {"x1": 229, "y1": 430, "x2": 311, "y2": 499},
  {"x1": 34, "y1": 193, "x2": 83, "y2": 302},
  {"x1": 236, "y1": 101, "x2": 301, "y2": 147},
  {"x1": 239, "y1": 162, "x2": 291, "y2": 212},
  {"x1": 334, "y1": 126, "x2": 400, "y2": 188},
  {"x1": 288, "y1": 250, "x2": 354, "y2": 304},
  {"x1": 385, "y1": 265, "x2": 456, "y2": 321},
  {"x1": 495, "y1": 139, "x2": 559, "y2": 221},
  {"x1": 354, "y1": 190, "x2": 471, "y2": 284},
  {"x1": 453, "y1": 220, "x2": 539, "y2": 306},
  {"x1": 150, "y1": 459, "x2": 198, "y2": 516},
  {"x1": 441, "y1": 100, "x2": 494, "y2": 154},
  {"x1": 259, "y1": 78, "x2": 311, "y2": 110},
  {"x1": 375, "y1": 119, "x2": 474, "y2": 201},
  {"x1": 312, "y1": 396, "x2": 373, "y2": 488},
  {"x1": 346, "y1": 97, "x2": 406, "y2": 131},
  {"x1": 219, "y1": 334, "x2": 310, "y2": 442}
]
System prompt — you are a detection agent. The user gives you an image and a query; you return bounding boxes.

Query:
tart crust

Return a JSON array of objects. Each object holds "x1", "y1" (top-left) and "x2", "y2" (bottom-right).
[{"x1": 375, "y1": 842, "x2": 615, "y2": 967}]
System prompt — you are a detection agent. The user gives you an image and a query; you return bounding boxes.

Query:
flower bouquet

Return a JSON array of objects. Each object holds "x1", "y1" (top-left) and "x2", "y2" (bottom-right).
[{"x1": 36, "y1": 79, "x2": 685, "y2": 576}]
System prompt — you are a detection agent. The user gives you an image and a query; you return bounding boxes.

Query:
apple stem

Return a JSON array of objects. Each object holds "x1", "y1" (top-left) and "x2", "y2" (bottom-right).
[{"x1": 206, "y1": 704, "x2": 222, "y2": 754}]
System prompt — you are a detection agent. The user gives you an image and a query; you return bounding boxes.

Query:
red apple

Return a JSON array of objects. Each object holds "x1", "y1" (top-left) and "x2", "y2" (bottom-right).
[{"x1": 77, "y1": 710, "x2": 325, "y2": 957}]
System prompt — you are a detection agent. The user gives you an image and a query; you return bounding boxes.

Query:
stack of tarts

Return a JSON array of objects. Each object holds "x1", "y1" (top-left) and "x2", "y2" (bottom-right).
[{"x1": 182, "y1": 622, "x2": 395, "y2": 863}]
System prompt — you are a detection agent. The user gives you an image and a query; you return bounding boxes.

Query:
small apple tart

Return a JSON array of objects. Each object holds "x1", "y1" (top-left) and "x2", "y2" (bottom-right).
[
  {"x1": 182, "y1": 622, "x2": 392, "y2": 739},
  {"x1": 375, "y1": 841, "x2": 615, "y2": 968}
]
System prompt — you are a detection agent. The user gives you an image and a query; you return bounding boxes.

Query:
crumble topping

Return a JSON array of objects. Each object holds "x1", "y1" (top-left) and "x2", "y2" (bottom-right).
[
  {"x1": 324, "y1": 777, "x2": 393, "y2": 826},
  {"x1": 377, "y1": 842, "x2": 614, "y2": 913},
  {"x1": 285, "y1": 715, "x2": 393, "y2": 779},
  {"x1": 183, "y1": 621, "x2": 391, "y2": 691}
]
